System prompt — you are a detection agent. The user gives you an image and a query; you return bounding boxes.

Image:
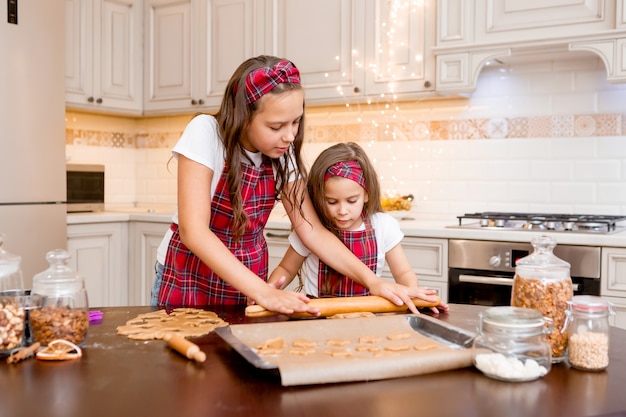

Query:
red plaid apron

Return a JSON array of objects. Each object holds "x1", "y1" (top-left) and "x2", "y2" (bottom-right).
[
  {"x1": 317, "y1": 218, "x2": 377, "y2": 297},
  {"x1": 159, "y1": 158, "x2": 275, "y2": 307}
]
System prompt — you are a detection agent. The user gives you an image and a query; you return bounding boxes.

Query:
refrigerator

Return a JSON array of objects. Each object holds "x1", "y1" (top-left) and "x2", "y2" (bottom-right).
[{"x1": 0, "y1": 0, "x2": 68, "y2": 287}]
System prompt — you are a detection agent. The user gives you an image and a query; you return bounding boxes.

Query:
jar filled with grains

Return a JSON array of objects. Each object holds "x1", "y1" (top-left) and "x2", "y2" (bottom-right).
[
  {"x1": 511, "y1": 235, "x2": 573, "y2": 363},
  {"x1": 563, "y1": 295, "x2": 614, "y2": 371},
  {"x1": 30, "y1": 249, "x2": 89, "y2": 346}
]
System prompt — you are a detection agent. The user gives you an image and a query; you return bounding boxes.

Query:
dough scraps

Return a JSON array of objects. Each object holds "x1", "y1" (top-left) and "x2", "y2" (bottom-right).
[{"x1": 116, "y1": 308, "x2": 228, "y2": 340}]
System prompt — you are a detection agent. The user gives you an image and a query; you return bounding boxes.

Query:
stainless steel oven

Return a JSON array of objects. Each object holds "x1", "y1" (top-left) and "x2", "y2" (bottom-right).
[
  {"x1": 445, "y1": 211, "x2": 625, "y2": 306},
  {"x1": 448, "y1": 239, "x2": 601, "y2": 306}
]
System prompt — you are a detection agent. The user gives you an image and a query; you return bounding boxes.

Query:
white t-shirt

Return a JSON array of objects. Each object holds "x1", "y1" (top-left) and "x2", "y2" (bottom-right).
[
  {"x1": 156, "y1": 114, "x2": 295, "y2": 264},
  {"x1": 287, "y1": 212, "x2": 404, "y2": 297}
]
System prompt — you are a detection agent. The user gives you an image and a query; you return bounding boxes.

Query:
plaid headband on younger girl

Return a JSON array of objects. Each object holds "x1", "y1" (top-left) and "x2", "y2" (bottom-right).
[
  {"x1": 245, "y1": 60, "x2": 301, "y2": 104},
  {"x1": 324, "y1": 160, "x2": 367, "y2": 191}
]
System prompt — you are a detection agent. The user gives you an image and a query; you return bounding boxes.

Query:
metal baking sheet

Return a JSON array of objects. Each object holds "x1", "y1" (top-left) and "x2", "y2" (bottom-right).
[
  {"x1": 216, "y1": 314, "x2": 476, "y2": 370},
  {"x1": 406, "y1": 315, "x2": 476, "y2": 349}
]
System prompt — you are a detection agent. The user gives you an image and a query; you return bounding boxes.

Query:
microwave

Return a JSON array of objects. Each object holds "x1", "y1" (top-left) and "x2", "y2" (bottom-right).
[{"x1": 66, "y1": 164, "x2": 105, "y2": 213}]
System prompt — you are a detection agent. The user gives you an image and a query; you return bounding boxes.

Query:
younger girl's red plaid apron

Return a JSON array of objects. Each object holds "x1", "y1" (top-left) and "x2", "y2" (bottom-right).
[
  {"x1": 158, "y1": 158, "x2": 275, "y2": 307},
  {"x1": 317, "y1": 218, "x2": 377, "y2": 297}
]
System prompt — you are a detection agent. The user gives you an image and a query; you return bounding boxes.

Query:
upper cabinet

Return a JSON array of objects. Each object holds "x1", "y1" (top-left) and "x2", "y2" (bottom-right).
[
  {"x1": 143, "y1": 0, "x2": 264, "y2": 115},
  {"x1": 269, "y1": 0, "x2": 436, "y2": 105},
  {"x1": 65, "y1": 0, "x2": 143, "y2": 114},
  {"x1": 435, "y1": 0, "x2": 626, "y2": 93},
  {"x1": 65, "y1": 0, "x2": 626, "y2": 115}
]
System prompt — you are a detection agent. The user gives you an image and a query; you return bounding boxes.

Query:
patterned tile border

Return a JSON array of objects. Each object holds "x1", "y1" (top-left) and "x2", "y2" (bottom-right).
[{"x1": 66, "y1": 113, "x2": 626, "y2": 149}]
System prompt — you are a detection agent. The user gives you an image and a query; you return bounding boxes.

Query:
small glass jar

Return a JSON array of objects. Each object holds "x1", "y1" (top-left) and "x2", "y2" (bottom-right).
[
  {"x1": 563, "y1": 295, "x2": 614, "y2": 371},
  {"x1": 30, "y1": 249, "x2": 89, "y2": 346},
  {"x1": 511, "y1": 235, "x2": 573, "y2": 363},
  {"x1": 0, "y1": 234, "x2": 26, "y2": 355},
  {"x1": 473, "y1": 306, "x2": 552, "y2": 382}
]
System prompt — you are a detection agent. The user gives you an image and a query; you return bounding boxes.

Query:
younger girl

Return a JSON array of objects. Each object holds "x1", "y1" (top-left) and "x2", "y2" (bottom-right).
[
  {"x1": 269, "y1": 142, "x2": 446, "y2": 312},
  {"x1": 153, "y1": 56, "x2": 428, "y2": 315}
]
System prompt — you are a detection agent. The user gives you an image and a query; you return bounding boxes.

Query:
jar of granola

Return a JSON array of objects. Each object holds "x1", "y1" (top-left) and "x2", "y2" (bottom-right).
[
  {"x1": 511, "y1": 235, "x2": 573, "y2": 363},
  {"x1": 563, "y1": 295, "x2": 614, "y2": 371},
  {"x1": 30, "y1": 249, "x2": 89, "y2": 346},
  {"x1": 0, "y1": 235, "x2": 26, "y2": 355}
]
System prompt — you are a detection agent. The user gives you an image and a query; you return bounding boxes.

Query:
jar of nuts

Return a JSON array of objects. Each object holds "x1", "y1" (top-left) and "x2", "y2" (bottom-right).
[
  {"x1": 30, "y1": 249, "x2": 89, "y2": 347},
  {"x1": 563, "y1": 295, "x2": 614, "y2": 371},
  {"x1": 0, "y1": 235, "x2": 26, "y2": 355},
  {"x1": 511, "y1": 235, "x2": 573, "y2": 363}
]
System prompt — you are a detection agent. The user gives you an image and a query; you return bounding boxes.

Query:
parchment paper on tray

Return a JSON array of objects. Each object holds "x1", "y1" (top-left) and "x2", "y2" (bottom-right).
[{"x1": 216, "y1": 314, "x2": 476, "y2": 386}]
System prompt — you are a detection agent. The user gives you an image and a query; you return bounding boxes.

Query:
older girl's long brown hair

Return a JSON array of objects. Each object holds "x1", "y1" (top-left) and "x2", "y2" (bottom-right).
[{"x1": 213, "y1": 55, "x2": 308, "y2": 239}]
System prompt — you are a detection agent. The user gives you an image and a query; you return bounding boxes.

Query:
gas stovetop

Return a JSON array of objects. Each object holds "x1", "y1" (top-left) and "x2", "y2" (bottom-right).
[{"x1": 449, "y1": 212, "x2": 626, "y2": 234}]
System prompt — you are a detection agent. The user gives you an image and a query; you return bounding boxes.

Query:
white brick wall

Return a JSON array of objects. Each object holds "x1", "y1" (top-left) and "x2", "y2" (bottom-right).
[{"x1": 66, "y1": 57, "x2": 626, "y2": 218}]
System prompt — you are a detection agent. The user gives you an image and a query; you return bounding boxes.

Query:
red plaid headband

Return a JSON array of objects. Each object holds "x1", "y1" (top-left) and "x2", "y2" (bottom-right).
[
  {"x1": 245, "y1": 60, "x2": 301, "y2": 104},
  {"x1": 324, "y1": 161, "x2": 367, "y2": 191}
]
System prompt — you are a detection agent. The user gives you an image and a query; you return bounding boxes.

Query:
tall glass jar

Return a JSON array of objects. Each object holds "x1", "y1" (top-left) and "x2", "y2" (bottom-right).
[
  {"x1": 29, "y1": 249, "x2": 89, "y2": 346},
  {"x1": 564, "y1": 295, "x2": 614, "y2": 371},
  {"x1": 0, "y1": 234, "x2": 26, "y2": 354},
  {"x1": 472, "y1": 306, "x2": 552, "y2": 382},
  {"x1": 511, "y1": 235, "x2": 573, "y2": 363}
]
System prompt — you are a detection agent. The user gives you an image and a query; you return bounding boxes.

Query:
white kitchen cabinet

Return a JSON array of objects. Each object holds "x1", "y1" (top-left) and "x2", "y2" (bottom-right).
[
  {"x1": 264, "y1": 228, "x2": 300, "y2": 292},
  {"x1": 65, "y1": 0, "x2": 143, "y2": 114},
  {"x1": 381, "y1": 237, "x2": 449, "y2": 303},
  {"x1": 270, "y1": 0, "x2": 435, "y2": 105},
  {"x1": 143, "y1": 0, "x2": 263, "y2": 114},
  {"x1": 435, "y1": 0, "x2": 626, "y2": 93},
  {"x1": 601, "y1": 247, "x2": 626, "y2": 330},
  {"x1": 128, "y1": 221, "x2": 169, "y2": 306},
  {"x1": 67, "y1": 222, "x2": 129, "y2": 307}
]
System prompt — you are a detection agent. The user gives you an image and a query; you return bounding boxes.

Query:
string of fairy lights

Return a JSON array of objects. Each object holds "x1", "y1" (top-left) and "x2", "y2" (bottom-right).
[{"x1": 334, "y1": 0, "x2": 426, "y2": 201}]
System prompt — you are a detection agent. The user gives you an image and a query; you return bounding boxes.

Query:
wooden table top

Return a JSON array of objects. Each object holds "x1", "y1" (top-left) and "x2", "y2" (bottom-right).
[{"x1": 1, "y1": 304, "x2": 625, "y2": 417}]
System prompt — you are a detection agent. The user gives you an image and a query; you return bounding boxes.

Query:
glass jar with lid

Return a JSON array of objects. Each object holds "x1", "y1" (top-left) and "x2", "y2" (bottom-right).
[
  {"x1": 563, "y1": 295, "x2": 614, "y2": 371},
  {"x1": 472, "y1": 306, "x2": 552, "y2": 382},
  {"x1": 29, "y1": 249, "x2": 89, "y2": 346},
  {"x1": 511, "y1": 235, "x2": 573, "y2": 363},
  {"x1": 0, "y1": 234, "x2": 26, "y2": 354}
]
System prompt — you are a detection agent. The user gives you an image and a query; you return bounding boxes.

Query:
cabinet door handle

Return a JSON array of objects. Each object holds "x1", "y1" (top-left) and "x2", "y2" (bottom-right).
[
  {"x1": 96, "y1": 98, "x2": 102, "y2": 104},
  {"x1": 191, "y1": 99, "x2": 197, "y2": 105},
  {"x1": 198, "y1": 99, "x2": 204, "y2": 105},
  {"x1": 87, "y1": 96, "x2": 94, "y2": 103},
  {"x1": 266, "y1": 232, "x2": 290, "y2": 239},
  {"x1": 459, "y1": 275, "x2": 513, "y2": 286}
]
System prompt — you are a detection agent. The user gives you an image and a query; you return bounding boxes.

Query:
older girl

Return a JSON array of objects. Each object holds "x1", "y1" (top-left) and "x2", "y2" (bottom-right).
[{"x1": 153, "y1": 56, "x2": 427, "y2": 315}]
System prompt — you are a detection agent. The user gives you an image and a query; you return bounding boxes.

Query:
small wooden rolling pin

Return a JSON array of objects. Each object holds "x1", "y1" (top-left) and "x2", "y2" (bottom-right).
[
  {"x1": 245, "y1": 295, "x2": 442, "y2": 319},
  {"x1": 163, "y1": 334, "x2": 206, "y2": 363}
]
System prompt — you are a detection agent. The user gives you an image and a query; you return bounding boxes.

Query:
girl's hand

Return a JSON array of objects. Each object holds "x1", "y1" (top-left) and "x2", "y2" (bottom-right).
[
  {"x1": 367, "y1": 281, "x2": 446, "y2": 314},
  {"x1": 253, "y1": 285, "x2": 321, "y2": 317}
]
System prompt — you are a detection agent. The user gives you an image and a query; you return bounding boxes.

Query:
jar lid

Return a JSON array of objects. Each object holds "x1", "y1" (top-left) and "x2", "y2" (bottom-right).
[
  {"x1": 32, "y1": 249, "x2": 83, "y2": 296},
  {"x1": 0, "y1": 234, "x2": 21, "y2": 275},
  {"x1": 480, "y1": 306, "x2": 548, "y2": 335},
  {"x1": 516, "y1": 235, "x2": 570, "y2": 269},
  {"x1": 569, "y1": 295, "x2": 612, "y2": 315}
]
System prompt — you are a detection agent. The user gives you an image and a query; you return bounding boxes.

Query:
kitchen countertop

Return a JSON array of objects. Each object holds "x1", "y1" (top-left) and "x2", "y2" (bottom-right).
[
  {"x1": 68, "y1": 208, "x2": 626, "y2": 247},
  {"x1": 2, "y1": 304, "x2": 625, "y2": 417}
]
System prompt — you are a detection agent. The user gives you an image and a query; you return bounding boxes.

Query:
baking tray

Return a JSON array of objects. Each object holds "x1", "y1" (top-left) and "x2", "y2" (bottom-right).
[{"x1": 216, "y1": 314, "x2": 477, "y2": 382}]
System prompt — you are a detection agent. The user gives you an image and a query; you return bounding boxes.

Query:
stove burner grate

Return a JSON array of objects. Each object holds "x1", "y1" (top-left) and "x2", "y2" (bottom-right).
[{"x1": 455, "y1": 212, "x2": 626, "y2": 234}]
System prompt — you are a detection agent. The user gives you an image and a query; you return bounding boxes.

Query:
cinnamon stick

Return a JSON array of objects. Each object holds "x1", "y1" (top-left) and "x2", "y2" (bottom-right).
[{"x1": 7, "y1": 342, "x2": 40, "y2": 365}]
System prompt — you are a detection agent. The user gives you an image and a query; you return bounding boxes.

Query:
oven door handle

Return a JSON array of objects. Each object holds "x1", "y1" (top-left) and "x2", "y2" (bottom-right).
[
  {"x1": 458, "y1": 274, "x2": 580, "y2": 292},
  {"x1": 458, "y1": 275, "x2": 514, "y2": 286}
]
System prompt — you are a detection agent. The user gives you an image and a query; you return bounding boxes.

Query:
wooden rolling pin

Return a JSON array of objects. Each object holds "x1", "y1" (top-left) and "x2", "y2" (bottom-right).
[
  {"x1": 245, "y1": 295, "x2": 441, "y2": 319},
  {"x1": 163, "y1": 334, "x2": 206, "y2": 363}
]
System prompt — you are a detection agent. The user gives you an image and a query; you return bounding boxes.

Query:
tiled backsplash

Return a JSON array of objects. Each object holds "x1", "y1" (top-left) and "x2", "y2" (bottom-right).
[{"x1": 66, "y1": 56, "x2": 626, "y2": 218}]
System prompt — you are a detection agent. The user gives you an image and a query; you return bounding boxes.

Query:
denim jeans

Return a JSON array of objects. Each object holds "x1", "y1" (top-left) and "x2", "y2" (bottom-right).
[{"x1": 150, "y1": 261, "x2": 164, "y2": 306}]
